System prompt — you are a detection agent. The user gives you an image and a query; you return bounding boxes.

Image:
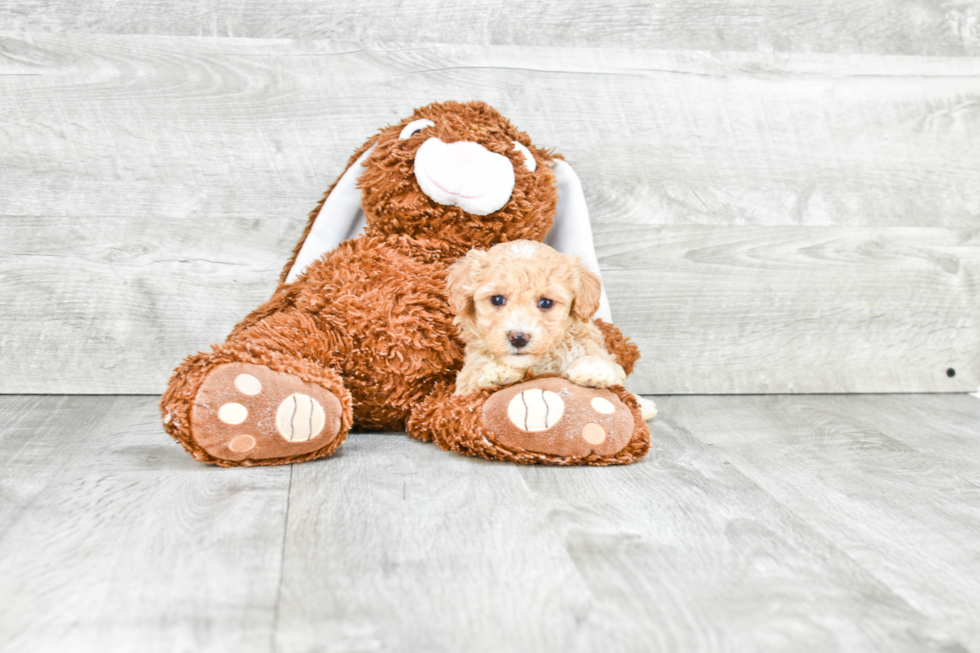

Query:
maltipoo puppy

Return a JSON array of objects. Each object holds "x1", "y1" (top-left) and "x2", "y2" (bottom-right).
[{"x1": 448, "y1": 240, "x2": 627, "y2": 395}]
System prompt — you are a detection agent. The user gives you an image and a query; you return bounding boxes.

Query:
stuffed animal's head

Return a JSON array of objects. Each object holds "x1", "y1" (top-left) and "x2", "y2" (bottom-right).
[
  {"x1": 358, "y1": 101, "x2": 559, "y2": 251},
  {"x1": 283, "y1": 100, "x2": 612, "y2": 322}
]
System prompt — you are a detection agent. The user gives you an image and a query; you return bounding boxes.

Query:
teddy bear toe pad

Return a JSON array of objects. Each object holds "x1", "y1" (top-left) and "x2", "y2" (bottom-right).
[
  {"x1": 191, "y1": 363, "x2": 343, "y2": 463},
  {"x1": 482, "y1": 378, "x2": 634, "y2": 458}
]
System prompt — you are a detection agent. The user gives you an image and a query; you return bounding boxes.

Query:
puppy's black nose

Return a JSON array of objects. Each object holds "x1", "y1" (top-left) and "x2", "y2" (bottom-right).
[{"x1": 508, "y1": 332, "x2": 530, "y2": 349}]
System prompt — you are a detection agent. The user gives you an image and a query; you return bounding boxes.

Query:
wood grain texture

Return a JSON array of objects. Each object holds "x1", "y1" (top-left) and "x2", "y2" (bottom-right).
[
  {"x1": 0, "y1": 395, "x2": 291, "y2": 653},
  {"x1": 5, "y1": 394, "x2": 979, "y2": 651},
  {"x1": 516, "y1": 405, "x2": 970, "y2": 652},
  {"x1": 2, "y1": 34, "x2": 979, "y2": 393},
  {"x1": 0, "y1": 215, "x2": 288, "y2": 394},
  {"x1": 272, "y1": 393, "x2": 980, "y2": 652},
  {"x1": 2, "y1": 0, "x2": 979, "y2": 56},
  {"x1": 661, "y1": 393, "x2": 980, "y2": 651},
  {"x1": 275, "y1": 434, "x2": 598, "y2": 653},
  {"x1": 5, "y1": 219, "x2": 976, "y2": 394},
  {"x1": 861, "y1": 393, "x2": 980, "y2": 484},
  {"x1": 4, "y1": 36, "x2": 979, "y2": 229},
  {"x1": 604, "y1": 226, "x2": 980, "y2": 394}
]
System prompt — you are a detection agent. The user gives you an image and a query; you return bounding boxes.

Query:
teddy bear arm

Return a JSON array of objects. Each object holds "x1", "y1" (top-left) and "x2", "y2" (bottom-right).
[{"x1": 593, "y1": 318, "x2": 640, "y2": 376}]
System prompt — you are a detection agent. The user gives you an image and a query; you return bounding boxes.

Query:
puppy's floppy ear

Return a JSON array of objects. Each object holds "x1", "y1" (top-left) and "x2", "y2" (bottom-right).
[
  {"x1": 446, "y1": 249, "x2": 489, "y2": 319},
  {"x1": 572, "y1": 263, "x2": 603, "y2": 321}
]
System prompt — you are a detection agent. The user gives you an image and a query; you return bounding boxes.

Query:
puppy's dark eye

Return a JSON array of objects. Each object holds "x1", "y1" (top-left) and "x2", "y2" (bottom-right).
[
  {"x1": 491, "y1": 295, "x2": 507, "y2": 307},
  {"x1": 537, "y1": 298, "x2": 554, "y2": 310}
]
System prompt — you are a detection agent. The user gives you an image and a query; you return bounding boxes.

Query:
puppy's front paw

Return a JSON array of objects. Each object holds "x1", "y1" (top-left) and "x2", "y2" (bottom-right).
[
  {"x1": 634, "y1": 395, "x2": 658, "y2": 421},
  {"x1": 566, "y1": 356, "x2": 625, "y2": 389},
  {"x1": 478, "y1": 363, "x2": 526, "y2": 388}
]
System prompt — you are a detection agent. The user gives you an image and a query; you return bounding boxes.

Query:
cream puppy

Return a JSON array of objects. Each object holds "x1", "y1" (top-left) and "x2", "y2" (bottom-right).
[{"x1": 448, "y1": 240, "x2": 626, "y2": 395}]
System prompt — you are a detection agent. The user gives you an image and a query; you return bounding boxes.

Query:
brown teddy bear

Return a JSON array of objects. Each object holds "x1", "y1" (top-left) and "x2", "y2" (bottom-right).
[{"x1": 160, "y1": 101, "x2": 651, "y2": 467}]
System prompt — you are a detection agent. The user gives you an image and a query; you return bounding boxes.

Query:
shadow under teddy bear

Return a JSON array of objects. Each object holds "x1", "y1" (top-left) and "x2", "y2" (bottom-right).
[{"x1": 160, "y1": 101, "x2": 651, "y2": 467}]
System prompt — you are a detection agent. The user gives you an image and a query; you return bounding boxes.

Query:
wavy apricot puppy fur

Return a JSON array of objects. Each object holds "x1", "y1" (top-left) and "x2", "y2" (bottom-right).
[{"x1": 449, "y1": 240, "x2": 626, "y2": 395}]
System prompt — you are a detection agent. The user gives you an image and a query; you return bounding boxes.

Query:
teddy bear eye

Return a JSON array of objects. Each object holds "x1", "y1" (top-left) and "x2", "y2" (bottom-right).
[
  {"x1": 512, "y1": 141, "x2": 537, "y2": 172},
  {"x1": 537, "y1": 298, "x2": 554, "y2": 310},
  {"x1": 399, "y1": 119, "x2": 435, "y2": 140},
  {"x1": 491, "y1": 295, "x2": 507, "y2": 307}
]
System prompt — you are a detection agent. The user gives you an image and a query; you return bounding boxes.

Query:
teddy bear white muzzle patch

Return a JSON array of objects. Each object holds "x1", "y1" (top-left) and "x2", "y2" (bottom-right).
[{"x1": 414, "y1": 138, "x2": 515, "y2": 216}]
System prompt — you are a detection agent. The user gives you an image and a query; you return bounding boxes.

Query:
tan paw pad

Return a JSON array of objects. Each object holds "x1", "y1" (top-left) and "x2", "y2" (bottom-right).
[
  {"x1": 582, "y1": 423, "x2": 606, "y2": 445},
  {"x1": 235, "y1": 373, "x2": 262, "y2": 395},
  {"x1": 276, "y1": 394, "x2": 326, "y2": 442},
  {"x1": 228, "y1": 435, "x2": 256, "y2": 453},
  {"x1": 590, "y1": 397, "x2": 615, "y2": 415},
  {"x1": 192, "y1": 362, "x2": 343, "y2": 463},
  {"x1": 507, "y1": 389, "x2": 564, "y2": 432},
  {"x1": 218, "y1": 403, "x2": 248, "y2": 424}
]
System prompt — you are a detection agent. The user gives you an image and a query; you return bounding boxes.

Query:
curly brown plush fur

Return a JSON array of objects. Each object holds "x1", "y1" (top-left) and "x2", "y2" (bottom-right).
[
  {"x1": 160, "y1": 101, "x2": 649, "y2": 467},
  {"x1": 406, "y1": 376, "x2": 650, "y2": 466}
]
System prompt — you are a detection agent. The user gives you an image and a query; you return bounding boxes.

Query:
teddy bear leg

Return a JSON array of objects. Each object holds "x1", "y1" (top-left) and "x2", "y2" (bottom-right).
[
  {"x1": 160, "y1": 314, "x2": 353, "y2": 467},
  {"x1": 593, "y1": 318, "x2": 641, "y2": 375},
  {"x1": 407, "y1": 377, "x2": 650, "y2": 466}
]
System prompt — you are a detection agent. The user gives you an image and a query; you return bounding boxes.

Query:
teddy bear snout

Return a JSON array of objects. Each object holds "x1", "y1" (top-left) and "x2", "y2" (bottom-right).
[
  {"x1": 449, "y1": 141, "x2": 485, "y2": 167},
  {"x1": 414, "y1": 137, "x2": 516, "y2": 216}
]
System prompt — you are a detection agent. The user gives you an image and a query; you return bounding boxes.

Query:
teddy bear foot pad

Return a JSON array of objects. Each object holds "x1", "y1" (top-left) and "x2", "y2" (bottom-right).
[
  {"x1": 190, "y1": 362, "x2": 344, "y2": 464},
  {"x1": 482, "y1": 377, "x2": 635, "y2": 458}
]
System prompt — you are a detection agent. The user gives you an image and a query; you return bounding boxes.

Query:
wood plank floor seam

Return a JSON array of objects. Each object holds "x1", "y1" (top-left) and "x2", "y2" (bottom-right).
[
  {"x1": 714, "y1": 443, "x2": 980, "y2": 651},
  {"x1": 270, "y1": 464, "x2": 294, "y2": 653},
  {"x1": 664, "y1": 394, "x2": 980, "y2": 650},
  {"x1": 4, "y1": 394, "x2": 980, "y2": 650}
]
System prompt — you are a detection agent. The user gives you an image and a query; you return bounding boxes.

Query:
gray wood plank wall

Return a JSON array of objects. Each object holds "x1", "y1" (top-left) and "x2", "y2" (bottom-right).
[
  {"x1": 1, "y1": 9, "x2": 979, "y2": 395},
  {"x1": 4, "y1": 0, "x2": 979, "y2": 55}
]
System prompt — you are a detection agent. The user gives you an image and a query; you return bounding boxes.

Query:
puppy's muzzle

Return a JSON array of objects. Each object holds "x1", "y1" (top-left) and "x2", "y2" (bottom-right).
[{"x1": 508, "y1": 331, "x2": 530, "y2": 349}]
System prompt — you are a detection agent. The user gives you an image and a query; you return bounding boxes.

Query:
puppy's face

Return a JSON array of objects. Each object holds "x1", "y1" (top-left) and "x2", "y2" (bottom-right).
[{"x1": 447, "y1": 241, "x2": 602, "y2": 368}]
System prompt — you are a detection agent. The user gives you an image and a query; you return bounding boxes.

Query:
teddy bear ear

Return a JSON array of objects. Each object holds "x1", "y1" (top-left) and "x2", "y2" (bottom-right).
[
  {"x1": 284, "y1": 145, "x2": 375, "y2": 284},
  {"x1": 544, "y1": 160, "x2": 613, "y2": 322}
]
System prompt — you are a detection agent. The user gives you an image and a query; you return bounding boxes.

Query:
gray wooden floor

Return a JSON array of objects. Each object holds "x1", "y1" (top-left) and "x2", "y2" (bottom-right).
[{"x1": 1, "y1": 394, "x2": 979, "y2": 652}]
